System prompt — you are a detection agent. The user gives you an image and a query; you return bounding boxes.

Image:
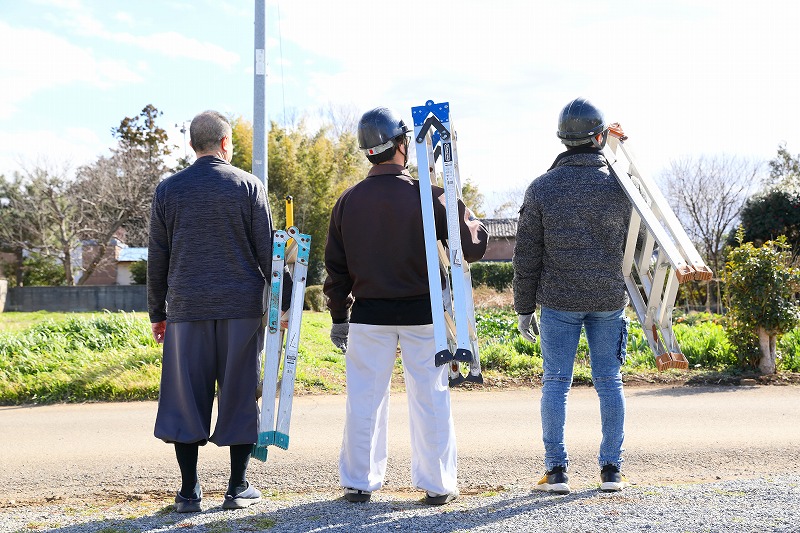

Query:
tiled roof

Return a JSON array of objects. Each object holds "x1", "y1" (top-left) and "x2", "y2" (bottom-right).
[{"x1": 482, "y1": 218, "x2": 518, "y2": 238}]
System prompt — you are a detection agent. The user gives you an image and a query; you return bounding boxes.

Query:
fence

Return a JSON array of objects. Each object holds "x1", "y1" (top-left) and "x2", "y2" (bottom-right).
[{"x1": 2, "y1": 285, "x2": 147, "y2": 313}]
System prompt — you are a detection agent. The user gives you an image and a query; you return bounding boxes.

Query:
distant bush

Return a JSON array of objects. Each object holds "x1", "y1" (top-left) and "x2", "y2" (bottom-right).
[
  {"x1": 304, "y1": 285, "x2": 325, "y2": 311},
  {"x1": 471, "y1": 261, "x2": 514, "y2": 291},
  {"x1": 129, "y1": 260, "x2": 147, "y2": 285}
]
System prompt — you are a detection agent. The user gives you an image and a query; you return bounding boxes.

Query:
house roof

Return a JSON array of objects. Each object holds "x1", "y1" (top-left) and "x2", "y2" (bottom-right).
[
  {"x1": 118, "y1": 247, "x2": 148, "y2": 262},
  {"x1": 483, "y1": 218, "x2": 518, "y2": 238}
]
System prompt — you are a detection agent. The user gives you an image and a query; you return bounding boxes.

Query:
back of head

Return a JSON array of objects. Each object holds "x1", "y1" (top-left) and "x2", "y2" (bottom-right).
[
  {"x1": 357, "y1": 107, "x2": 411, "y2": 164},
  {"x1": 557, "y1": 98, "x2": 607, "y2": 148},
  {"x1": 190, "y1": 110, "x2": 231, "y2": 154}
]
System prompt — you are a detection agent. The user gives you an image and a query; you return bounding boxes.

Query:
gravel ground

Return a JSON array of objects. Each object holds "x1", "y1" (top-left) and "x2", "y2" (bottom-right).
[{"x1": 2, "y1": 476, "x2": 799, "y2": 532}]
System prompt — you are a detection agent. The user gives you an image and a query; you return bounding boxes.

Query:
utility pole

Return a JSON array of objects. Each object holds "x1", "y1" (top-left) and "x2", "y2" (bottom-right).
[{"x1": 253, "y1": 1, "x2": 268, "y2": 189}]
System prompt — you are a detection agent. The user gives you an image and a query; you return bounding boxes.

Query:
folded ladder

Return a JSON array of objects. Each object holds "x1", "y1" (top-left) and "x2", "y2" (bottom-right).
[
  {"x1": 252, "y1": 223, "x2": 311, "y2": 461},
  {"x1": 602, "y1": 125, "x2": 713, "y2": 371},
  {"x1": 412, "y1": 99, "x2": 482, "y2": 386}
]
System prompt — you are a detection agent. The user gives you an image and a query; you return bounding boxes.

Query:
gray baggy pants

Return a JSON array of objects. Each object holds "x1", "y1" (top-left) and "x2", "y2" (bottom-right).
[{"x1": 154, "y1": 318, "x2": 263, "y2": 446}]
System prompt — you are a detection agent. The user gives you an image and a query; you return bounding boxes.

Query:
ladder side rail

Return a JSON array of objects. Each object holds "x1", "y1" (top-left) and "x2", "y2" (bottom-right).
[
  {"x1": 656, "y1": 272, "x2": 681, "y2": 352},
  {"x1": 415, "y1": 126, "x2": 453, "y2": 366},
  {"x1": 605, "y1": 155, "x2": 693, "y2": 281},
  {"x1": 614, "y1": 140, "x2": 711, "y2": 280},
  {"x1": 451, "y1": 133, "x2": 483, "y2": 382},
  {"x1": 274, "y1": 229, "x2": 311, "y2": 450},
  {"x1": 439, "y1": 116, "x2": 472, "y2": 363},
  {"x1": 624, "y1": 276, "x2": 665, "y2": 357},
  {"x1": 258, "y1": 230, "x2": 288, "y2": 447}
]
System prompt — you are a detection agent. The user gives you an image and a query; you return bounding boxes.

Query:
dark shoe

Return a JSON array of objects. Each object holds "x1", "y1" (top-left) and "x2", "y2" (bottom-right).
[
  {"x1": 423, "y1": 489, "x2": 459, "y2": 505},
  {"x1": 174, "y1": 488, "x2": 202, "y2": 513},
  {"x1": 222, "y1": 481, "x2": 262, "y2": 510},
  {"x1": 600, "y1": 464, "x2": 626, "y2": 492},
  {"x1": 535, "y1": 465, "x2": 570, "y2": 494},
  {"x1": 343, "y1": 487, "x2": 371, "y2": 503}
]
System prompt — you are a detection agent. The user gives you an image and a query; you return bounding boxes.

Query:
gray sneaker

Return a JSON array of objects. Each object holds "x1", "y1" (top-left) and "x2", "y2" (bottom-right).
[
  {"x1": 222, "y1": 482, "x2": 262, "y2": 510},
  {"x1": 424, "y1": 489, "x2": 459, "y2": 505}
]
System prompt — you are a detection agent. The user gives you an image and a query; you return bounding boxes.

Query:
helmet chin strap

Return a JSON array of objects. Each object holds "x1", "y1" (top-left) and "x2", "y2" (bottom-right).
[
  {"x1": 591, "y1": 130, "x2": 609, "y2": 149},
  {"x1": 399, "y1": 136, "x2": 410, "y2": 167}
]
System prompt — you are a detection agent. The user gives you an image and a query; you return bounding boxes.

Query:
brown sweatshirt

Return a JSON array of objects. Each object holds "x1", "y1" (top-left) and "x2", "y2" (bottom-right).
[{"x1": 324, "y1": 164, "x2": 488, "y2": 325}]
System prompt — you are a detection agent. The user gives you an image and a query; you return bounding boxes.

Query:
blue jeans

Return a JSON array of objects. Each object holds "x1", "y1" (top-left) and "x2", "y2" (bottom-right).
[{"x1": 539, "y1": 306, "x2": 628, "y2": 471}]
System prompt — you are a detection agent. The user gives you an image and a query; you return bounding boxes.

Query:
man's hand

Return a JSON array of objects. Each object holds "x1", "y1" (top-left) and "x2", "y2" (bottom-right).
[
  {"x1": 330, "y1": 322, "x2": 349, "y2": 352},
  {"x1": 517, "y1": 313, "x2": 539, "y2": 343},
  {"x1": 151, "y1": 321, "x2": 166, "y2": 344}
]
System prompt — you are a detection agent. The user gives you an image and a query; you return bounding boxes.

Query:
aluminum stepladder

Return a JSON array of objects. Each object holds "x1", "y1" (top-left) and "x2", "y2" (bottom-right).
[
  {"x1": 252, "y1": 197, "x2": 311, "y2": 461},
  {"x1": 602, "y1": 125, "x2": 713, "y2": 371},
  {"x1": 412, "y1": 99, "x2": 482, "y2": 386}
]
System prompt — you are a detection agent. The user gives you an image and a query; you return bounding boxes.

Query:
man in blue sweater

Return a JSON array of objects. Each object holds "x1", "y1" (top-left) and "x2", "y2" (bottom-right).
[
  {"x1": 513, "y1": 98, "x2": 631, "y2": 494},
  {"x1": 148, "y1": 110, "x2": 271, "y2": 512}
]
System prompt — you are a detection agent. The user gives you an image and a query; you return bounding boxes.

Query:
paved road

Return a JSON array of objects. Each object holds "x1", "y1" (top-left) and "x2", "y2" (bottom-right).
[{"x1": 1, "y1": 385, "x2": 799, "y2": 505}]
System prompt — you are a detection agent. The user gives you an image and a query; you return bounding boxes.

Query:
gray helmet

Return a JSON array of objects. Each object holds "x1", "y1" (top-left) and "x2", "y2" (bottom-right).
[
  {"x1": 557, "y1": 98, "x2": 607, "y2": 147},
  {"x1": 357, "y1": 107, "x2": 411, "y2": 162}
]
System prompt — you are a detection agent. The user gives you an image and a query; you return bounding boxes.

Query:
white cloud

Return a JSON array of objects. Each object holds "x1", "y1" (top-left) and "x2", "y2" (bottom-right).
[
  {"x1": 0, "y1": 127, "x2": 112, "y2": 177},
  {"x1": 0, "y1": 20, "x2": 142, "y2": 119}
]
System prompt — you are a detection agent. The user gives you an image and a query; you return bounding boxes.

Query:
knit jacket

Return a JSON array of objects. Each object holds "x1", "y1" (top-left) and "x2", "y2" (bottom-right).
[
  {"x1": 147, "y1": 156, "x2": 274, "y2": 323},
  {"x1": 513, "y1": 149, "x2": 631, "y2": 314}
]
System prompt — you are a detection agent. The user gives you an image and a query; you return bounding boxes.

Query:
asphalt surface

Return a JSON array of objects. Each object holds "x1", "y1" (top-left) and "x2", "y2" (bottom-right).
[{"x1": 2, "y1": 384, "x2": 799, "y2": 505}]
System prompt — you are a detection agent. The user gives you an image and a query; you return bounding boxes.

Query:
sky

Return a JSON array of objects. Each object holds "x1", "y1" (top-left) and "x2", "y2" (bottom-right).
[{"x1": 2, "y1": 0, "x2": 800, "y2": 215}]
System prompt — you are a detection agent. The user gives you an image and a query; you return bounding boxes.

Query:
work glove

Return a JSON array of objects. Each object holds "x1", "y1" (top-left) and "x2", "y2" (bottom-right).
[
  {"x1": 517, "y1": 313, "x2": 539, "y2": 343},
  {"x1": 330, "y1": 322, "x2": 349, "y2": 352}
]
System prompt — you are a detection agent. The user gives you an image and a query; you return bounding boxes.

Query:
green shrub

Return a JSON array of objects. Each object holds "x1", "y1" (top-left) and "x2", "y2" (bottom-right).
[
  {"x1": 129, "y1": 260, "x2": 147, "y2": 285},
  {"x1": 777, "y1": 329, "x2": 800, "y2": 372},
  {"x1": 22, "y1": 253, "x2": 66, "y2": 286},
  {"x1": 674, "y1": 322, "x2": 736, "y2": 369},
  {"x1": 471, "y1": 261, "x2": 514, "y2": 291},
  {"x1": 724, "y1": 231, "x2": 800, "y2": 372},
  {"x1": 304, "y1": 285, "x2": 325, "y2": 311}
]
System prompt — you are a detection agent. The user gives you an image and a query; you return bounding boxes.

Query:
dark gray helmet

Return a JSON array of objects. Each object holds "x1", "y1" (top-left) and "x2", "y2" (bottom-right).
[
  {"x1": 357, "y1": 107, "x2": 411, "y2": 160},
  {"x1": 557, "y1": 98, "x2": 607, "y2": 147}
]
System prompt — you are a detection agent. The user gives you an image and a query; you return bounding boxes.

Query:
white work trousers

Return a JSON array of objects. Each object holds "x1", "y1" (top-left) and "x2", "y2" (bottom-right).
[{"x1": 339, "y1": 323, "x2": 458, "y2": 496}]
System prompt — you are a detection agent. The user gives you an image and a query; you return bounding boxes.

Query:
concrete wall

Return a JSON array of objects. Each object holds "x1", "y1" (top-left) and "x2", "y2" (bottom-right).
[{"x1": 3, "y1": 286, "x2": 147, "y2": 313}]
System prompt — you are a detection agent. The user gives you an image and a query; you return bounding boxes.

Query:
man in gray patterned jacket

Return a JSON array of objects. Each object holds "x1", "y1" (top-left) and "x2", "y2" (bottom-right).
[
  {"x1": 513, "y1": 98, "x2": 631, "y2": 495},
  {"x1": 148, "y1": 110, "x2": 270, "y2": 513}
]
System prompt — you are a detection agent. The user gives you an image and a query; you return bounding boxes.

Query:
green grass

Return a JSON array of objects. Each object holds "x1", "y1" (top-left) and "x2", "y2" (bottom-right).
[{"x1": 0, "y1": 309, "x2": 797, "y2": 405}]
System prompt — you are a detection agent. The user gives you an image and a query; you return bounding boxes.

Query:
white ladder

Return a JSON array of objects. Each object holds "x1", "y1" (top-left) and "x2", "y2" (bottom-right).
[
  {"x1": 253, "y1": 226, "x2": 311, "y2": 461},
  {"x1": 412, "y1": 99, "x2": 482, "y2": 386},
  {"x1": 602, "y1": 125, "x2": 713, "y2": 371}
]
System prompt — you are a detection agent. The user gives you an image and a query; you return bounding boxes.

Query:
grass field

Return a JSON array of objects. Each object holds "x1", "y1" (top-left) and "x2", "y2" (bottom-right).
[{"x1": 1, "y1": 309, "x2": 798, "y2": 405}]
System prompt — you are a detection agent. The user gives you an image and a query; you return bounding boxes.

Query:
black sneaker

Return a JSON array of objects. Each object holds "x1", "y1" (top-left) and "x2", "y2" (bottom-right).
[
  {"x1": 535, "y1": 466, "x2": 570, "y2": 494},
  {"x1": 343, "y1": 487, "x2": 371, "y2": 503},
  {"x1": 600, "y1": 464, "x2": 626, "y2": 492}
]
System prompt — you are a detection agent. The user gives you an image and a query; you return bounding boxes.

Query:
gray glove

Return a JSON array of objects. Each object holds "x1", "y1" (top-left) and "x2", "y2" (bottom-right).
[
  {"x1": 517, "y1": 313, "x2": 539, "y2": 343},
  {"x1": 330, "y1": 322, "x2": 349, "y2": 352}
]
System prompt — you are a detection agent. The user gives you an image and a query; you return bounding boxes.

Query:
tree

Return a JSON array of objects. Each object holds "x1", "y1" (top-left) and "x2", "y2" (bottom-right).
[
  {"x1": 74, "y1": 104, "x2": 175, "y2": 283},
  {"x1": 736, "y1": 145, "x2": 800, "y2": 258},
  {"x1": 0, "y1": 164, "x2": 82, "y2": 285},
  {"x1": 663, "y1": 155, "x2": 760, "y2": 312},
  {"x1": 765, "y1": 142, "x2": 800, "y2": 188},
  {"x1": 725, "y1": 230, "x2": 800, "y2": 374},
  {"x1": 230, "y1": 115, "x2": 253, "y2": 172},
  {"x1": 737, "y1": 188, "x2": 800, "y2": 256}
]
